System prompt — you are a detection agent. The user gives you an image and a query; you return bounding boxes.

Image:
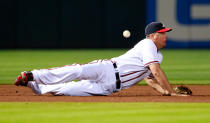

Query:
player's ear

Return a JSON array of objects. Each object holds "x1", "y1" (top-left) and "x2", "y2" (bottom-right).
[{"x1": 149, "y1": 33, "x2": 155, "y2": 39}]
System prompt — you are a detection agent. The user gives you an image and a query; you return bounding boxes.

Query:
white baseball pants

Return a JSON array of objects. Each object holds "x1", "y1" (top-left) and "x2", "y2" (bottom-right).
[{"x1": 27, "y1": 60, "x2": 118, "y2": 96}]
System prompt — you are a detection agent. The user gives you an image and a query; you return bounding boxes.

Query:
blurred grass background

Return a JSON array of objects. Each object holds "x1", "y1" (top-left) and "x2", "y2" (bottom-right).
[{"x1": 0, "y1": 49, "x2": 210, "y2": 84}]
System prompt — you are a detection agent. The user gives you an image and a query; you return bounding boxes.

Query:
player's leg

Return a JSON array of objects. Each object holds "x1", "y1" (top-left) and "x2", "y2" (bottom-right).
[
  {"x1": 15, "y1": 60, "x2": 113, "y2": 86},
  {"x1": 32, "y1": 60, "x2": 111, "y2": 84},
  {"x1": 27, "y1": 80, "x2": 112, "y2": 96},
  {"x1": 77, "y1": 60, "x2": 108, "y2": 81},
  {"x1": 32, "y1": 63, "x2": 82, "y2": 85},
  {"x1": 56, "y1": 80, "x2": 112, "y2": 96},
  {"x1": 15, "y1": 63, "x2": 83, "y2": 86}
]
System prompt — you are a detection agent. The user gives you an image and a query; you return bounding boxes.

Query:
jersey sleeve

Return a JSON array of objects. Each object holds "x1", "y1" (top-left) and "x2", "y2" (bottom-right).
[{"x1": 141, "y1": 39, "x2": 160, "y2": 67}]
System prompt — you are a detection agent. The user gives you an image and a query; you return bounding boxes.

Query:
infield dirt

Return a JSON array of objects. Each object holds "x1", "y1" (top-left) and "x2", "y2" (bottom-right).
[{"x1": 0, "y1": 85, "x2": 210, "y2": 102}]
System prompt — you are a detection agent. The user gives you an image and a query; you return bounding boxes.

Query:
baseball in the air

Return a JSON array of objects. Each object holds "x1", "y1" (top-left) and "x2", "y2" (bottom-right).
[{"x1": 123, "y1": 30, "x2": 131, "y2": 38}]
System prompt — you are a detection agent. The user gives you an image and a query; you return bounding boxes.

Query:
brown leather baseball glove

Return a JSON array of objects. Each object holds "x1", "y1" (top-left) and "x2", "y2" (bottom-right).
[{"x1": 173, "y1": 86, "x2": 192, "y2": 95}]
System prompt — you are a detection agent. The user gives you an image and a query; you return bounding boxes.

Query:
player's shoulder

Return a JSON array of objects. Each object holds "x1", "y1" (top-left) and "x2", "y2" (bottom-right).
[
  {"x1": 141, "y1": 38, "x2": 154, "y2": 45},
  {"x1": 135, "y1": 38, "x2": 156, "y2": 49}
]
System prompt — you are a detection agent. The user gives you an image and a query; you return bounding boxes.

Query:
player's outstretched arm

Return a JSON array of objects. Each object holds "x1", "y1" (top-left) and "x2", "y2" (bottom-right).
[
  {"x1": 148, "y1": 63, "x2": 189, "y2": 96},
  {"x1": 148, "y1": 63, "x2": 174, "y2": 93},
  {"x1": 144, "y1": 76, "x2": 189, "y2": 96},
  {"x1": 144, "y1": 77, "x2": 170, "y2": 96}
]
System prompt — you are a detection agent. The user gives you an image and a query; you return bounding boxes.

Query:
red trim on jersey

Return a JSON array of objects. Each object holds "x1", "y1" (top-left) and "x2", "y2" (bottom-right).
[
  {"x1": 144, "y1": 61, "x2": 159, "y2": 67},
  {"x1": 120, "y1": 70, "x2": 144, "y2": 77},
  {"x1": 121, "y1": 71, "x2": 147, "y2": 83}
]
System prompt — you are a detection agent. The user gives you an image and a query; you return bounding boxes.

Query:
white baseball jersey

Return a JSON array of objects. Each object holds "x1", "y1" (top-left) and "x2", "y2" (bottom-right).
[
  {"x1": 112, "y1": 38, "x2": 163, "y2": 89},
  {"x1": 28, "y1": 38, "x2": 163, "y2": 96}
]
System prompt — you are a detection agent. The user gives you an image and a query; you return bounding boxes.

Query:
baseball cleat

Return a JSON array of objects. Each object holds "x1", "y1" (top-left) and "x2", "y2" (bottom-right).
[{"x1": 14, "y1": 71, "x2": 34, "y2": 86}]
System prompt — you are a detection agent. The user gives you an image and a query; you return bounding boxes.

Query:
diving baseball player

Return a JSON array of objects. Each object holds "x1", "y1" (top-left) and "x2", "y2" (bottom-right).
[{"x1": 14, "y1": 22, "x2": 187, "y2": 96}]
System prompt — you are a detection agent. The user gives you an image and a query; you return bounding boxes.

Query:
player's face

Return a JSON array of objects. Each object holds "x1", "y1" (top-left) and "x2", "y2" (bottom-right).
[{"x1": 153, "y1": 32, "x2": 167, "y2": 49}]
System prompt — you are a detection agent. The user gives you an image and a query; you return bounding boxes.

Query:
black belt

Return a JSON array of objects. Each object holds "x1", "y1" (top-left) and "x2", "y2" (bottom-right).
[{"x1": 113, "y1": 62, "x2": 121, "y2": 89}]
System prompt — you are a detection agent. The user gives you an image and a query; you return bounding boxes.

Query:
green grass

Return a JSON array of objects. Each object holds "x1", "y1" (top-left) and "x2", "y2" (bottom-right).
[
  {"x1": 161, "y1": 49, "x2": 210, "y2": 84},
  {"x1": 0, "y1": 102, "x2": 210, "y2": 123},
  {"x1": 0, "y1": 49, "x2": 210, "y2": 84}
]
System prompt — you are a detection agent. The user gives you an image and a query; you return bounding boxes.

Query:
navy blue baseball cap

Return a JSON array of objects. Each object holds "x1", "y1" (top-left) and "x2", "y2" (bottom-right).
[{"x1": 145, "y1": 22, "x2": 172, "y2": 35}]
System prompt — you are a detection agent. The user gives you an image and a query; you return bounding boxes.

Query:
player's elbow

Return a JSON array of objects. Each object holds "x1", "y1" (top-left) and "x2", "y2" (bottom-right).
[
  {"x1": 152, "y1": 71, "x2": 161, "y2": 78},
  {"x1": 149, "y1": 63, "x2": 162, "y2": 77}
]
